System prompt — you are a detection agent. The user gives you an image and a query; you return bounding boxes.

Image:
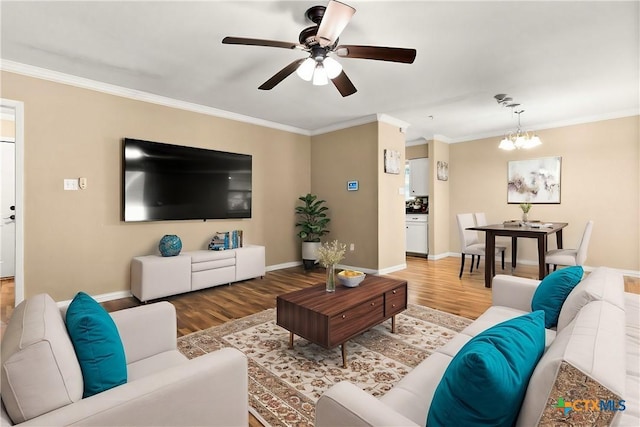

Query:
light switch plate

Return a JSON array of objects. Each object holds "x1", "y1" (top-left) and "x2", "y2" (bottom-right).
[{"x1": 64, "y1": 179, "x2": 79, "y2": 190}]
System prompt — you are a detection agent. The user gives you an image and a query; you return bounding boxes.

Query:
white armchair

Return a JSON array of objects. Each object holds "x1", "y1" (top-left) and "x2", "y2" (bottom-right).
[{"x1": 1, "y1": 294, "x2": 248, "y2": 426}]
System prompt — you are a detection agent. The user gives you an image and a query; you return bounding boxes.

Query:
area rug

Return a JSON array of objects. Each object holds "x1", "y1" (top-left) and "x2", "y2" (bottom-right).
[{"x1": 177, "y1": 304, "x2": 472, "y2": 427}]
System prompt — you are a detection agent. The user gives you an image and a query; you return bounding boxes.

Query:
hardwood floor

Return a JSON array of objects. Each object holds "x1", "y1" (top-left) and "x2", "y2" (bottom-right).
[
  {"x1": 1, "y1": 257, "x2": 639, "y2": 427},
  {"x1": 2, "y1": 257, "x2": 640, "y2": 337}
]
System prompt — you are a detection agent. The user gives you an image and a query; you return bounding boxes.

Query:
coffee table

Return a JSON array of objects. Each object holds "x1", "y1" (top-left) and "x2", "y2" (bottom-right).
[{"x1": 276, "y1": 275, "x2": 408, "y2": 368}]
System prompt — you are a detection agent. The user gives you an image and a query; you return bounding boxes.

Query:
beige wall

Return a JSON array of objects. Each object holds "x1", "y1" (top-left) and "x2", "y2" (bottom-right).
[
  {"x1": 429, "y1": 138, "x2": 450, "y2": 256},
  {"x1": 311, "y1": 123, "x2": 379, "y2": 270},
  {"x1": 1, "y1": 118, "x2": 15, "y2": 139},
  {"x1": 406, "y1": 142, "x2": 428, "y2": 160},
  {"x1": 310, "y1": 120, "x2": 406, "y2": 271},
  {"x1": 1, "y1": 71, "x2": 310, "y2": 300},
  {"x1": 377, "y1": 122, "x2": 407, "y2": 271},
  {"x1": 449, "y1": 115, "x2": 639, "y2": 271}
]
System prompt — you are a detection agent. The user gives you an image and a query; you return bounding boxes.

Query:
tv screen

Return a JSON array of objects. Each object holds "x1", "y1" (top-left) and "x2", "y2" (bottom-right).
[{"x1": 122, "y1": 138, "x2": 252, "y2": 222}]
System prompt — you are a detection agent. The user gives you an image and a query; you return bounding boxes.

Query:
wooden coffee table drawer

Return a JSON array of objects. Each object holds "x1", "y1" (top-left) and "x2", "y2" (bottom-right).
[
  {"x1": 329, "y1": 296, "x2": 384, "y2": 346},
  {"x1": 385, "y1": 285, "x2": 407, "y2": 317},
  {"x1": 276, "y1": 276, "x2": 407, "y2": 367}
]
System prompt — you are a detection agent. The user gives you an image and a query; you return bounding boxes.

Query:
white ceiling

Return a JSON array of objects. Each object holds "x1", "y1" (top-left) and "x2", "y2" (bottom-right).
[{"x1": 1, "y1": 1, "x2": 638, "y2": 143}]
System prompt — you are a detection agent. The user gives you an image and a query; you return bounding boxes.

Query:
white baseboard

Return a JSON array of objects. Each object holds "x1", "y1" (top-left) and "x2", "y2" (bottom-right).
[
  {"x1": 429, "y1": 252, "x2": 455, "y2": 260},
  {"x1": 266, "y1": 261, "x2": 302, "y2": 271},
  {"x1": 378, "y1": 263, "x2": 408, "y2": 275},
  {"x1": 56, "y1": 290, "x2": 132, "y2": 309}
]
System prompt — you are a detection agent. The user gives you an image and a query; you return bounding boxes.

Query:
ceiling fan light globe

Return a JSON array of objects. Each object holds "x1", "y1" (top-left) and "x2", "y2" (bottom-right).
[
  {"x1": 312, "y1": 64, "x2": 329, "y2": 86},
  {"x1": 296, "y1": 58, "x2": 316, "y2": 81},
  {"x1": 323, "y1": 57, "x2": 343, "y2": 79}
]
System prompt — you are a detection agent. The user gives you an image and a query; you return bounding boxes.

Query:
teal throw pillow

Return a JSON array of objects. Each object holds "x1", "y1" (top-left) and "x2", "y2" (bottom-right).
[
  {"x1": 531, "y1": 266, "x2": 584, "y2": 328},
  {"x1": 66, "y1": 292, "x2": 127, "y2": 398},
  {"x1": 426, "y1": 311, "x2": 545, "y2": 427}
]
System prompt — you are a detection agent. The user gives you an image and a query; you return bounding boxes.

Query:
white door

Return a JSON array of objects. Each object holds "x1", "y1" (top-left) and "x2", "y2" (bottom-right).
[
  {"x1": 1, "y1": 99, "x2": 24, "y2": 305},
  {"x1": 1, "y1": 112, "x2": 16, "y2": 278}
]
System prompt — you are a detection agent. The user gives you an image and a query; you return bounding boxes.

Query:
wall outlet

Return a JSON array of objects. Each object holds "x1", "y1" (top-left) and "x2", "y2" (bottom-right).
[
  {"x1": 350, "y1": 243, "x2": 355, "y2": 251},
  {"x1": 79, "y1": 177, "x2": 87, "y2": 190}
]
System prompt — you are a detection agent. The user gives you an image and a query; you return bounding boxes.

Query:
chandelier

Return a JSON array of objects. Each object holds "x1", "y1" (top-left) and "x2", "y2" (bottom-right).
[{"x1": 495, "y1": 94, "x2": 542, "y2": 151}]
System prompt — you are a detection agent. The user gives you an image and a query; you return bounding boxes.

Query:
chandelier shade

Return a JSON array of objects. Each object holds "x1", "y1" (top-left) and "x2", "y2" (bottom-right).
[{"x1": 495, "y1": 97, "x2": 542, "y2": 150}]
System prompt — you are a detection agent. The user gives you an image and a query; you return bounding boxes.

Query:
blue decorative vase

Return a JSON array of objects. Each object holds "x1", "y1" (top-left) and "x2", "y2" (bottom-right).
[{"x1": 159, "y1": 235, "x2": 182, "y2": 257}]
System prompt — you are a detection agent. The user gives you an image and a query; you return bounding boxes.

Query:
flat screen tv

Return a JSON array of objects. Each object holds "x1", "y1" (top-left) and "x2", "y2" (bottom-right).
[{"x1": 122, "y1": 138, "x2": 252, "y2": 222}]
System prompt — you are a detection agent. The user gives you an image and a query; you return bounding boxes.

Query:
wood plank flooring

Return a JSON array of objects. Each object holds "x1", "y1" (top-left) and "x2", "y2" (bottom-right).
[{"x1": 1, "y1": 257, "x2": 639, "y2": 427}]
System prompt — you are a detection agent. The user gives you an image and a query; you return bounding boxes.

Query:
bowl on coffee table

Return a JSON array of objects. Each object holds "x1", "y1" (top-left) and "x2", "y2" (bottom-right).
[{"x1": 337, "y1": 270, "x2": 366, "y2": 287}]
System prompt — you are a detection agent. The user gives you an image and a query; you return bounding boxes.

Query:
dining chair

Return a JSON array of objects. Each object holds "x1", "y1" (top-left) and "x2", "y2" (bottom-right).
[
  {"x1": 456, "y1": 213, "x2": 506, "y2": 279},
  {"x1": 546, "y1": 220, "x2": 594, "y2": 272},
  {"x1": 474, "y1": 212, "x2": 513, "y2": 269}
]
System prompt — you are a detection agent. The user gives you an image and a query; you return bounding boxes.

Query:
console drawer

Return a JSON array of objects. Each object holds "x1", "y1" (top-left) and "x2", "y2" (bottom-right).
[
  {"x1": 385, "y1": 285, "x2": 407, "y2": 317},
  {"x1": 329, "y1": 296, "x2": 384, "y2": 346}
]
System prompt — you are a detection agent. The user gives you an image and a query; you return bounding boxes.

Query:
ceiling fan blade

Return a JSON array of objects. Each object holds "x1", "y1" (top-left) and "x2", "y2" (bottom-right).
[
  {"x1": 258, "y1": 58, "x2": 306, "y2": 91},
  {"x1": 331, "y1": 70, "x2": 357, "y2": 97},
  {"x1": 222, "y1": 36, "x2": 300, "y2": 50},
  {"x1": 316, "y1": 1, "x2": 356, "y2": 47},
  {"x1": 336, "y1": 45, "x2": 417, "y2": 63}
]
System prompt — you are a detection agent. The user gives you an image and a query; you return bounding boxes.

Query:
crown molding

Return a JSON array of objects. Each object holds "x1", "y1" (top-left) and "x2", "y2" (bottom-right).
[
  {"x1": 309, "y1": 114, "x2": 378, "y2": 136},
  {"x1": 311, "y1": 113, "x2": 411, "y2": 137},
  {"x1": 0, "y1": 60, "x2": 312, "y2": 136},
  {"x1": 376, "y1": 113, "x2": 410, "y2": 130},
  {"x1": 447, "y1": 108, "x2": 640, "y2": 144},
  {"x1": 433, "y1": 134, "x2": 453, "y2": 144}
]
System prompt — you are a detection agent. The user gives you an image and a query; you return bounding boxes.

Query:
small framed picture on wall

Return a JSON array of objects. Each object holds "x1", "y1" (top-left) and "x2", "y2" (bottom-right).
[
  {"x1": 384, "y1": 149, "x2": 401, "y2": 174},
  {"x1": 437, "y1": 161, "x2": 449, "y2": 181}
]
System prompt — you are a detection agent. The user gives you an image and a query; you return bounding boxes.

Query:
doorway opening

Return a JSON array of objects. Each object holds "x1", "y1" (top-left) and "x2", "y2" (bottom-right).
[{"x1": 1, "y1": 99, "x2": 24, "y2": 332}]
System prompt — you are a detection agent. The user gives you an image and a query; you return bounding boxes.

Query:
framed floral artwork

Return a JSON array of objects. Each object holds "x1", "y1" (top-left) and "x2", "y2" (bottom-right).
[{"x1": 507, "y1": 157, "x2": 561, "y2": 203}]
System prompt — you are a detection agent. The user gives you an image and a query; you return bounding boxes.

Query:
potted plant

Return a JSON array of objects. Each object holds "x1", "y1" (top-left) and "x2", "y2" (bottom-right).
[{"x1": 295, "y1": 193, "x2": 331, "y2": 269}]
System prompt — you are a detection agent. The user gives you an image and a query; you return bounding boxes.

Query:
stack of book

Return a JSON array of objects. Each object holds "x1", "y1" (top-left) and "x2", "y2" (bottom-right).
[{"x1": 208, "y1": 230, "x2": 244, "y2": 250}]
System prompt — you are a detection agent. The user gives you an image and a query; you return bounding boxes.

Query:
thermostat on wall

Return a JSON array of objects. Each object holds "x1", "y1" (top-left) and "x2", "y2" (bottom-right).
[{"x1": 347, "y1": 180, "x2": 359, "y2": 191}]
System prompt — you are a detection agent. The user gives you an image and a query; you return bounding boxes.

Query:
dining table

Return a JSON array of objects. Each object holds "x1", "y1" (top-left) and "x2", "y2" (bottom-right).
[{"x1": 468, "y1": 222, "x2": 568, "y2": 288}]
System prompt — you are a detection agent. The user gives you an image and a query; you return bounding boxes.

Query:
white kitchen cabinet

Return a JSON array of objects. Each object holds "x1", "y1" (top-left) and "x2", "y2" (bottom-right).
[
  {"x1": 406, "y1": 214, "x2": 428, "y2": 256},
  {"x1": 409, "y1": 158, "x2": 429, "y2": 196}
]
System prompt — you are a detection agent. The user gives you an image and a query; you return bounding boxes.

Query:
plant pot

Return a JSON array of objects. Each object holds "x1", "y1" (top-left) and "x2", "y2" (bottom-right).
[{"x1": 301, "y1": 241, "x2": 321, "y2": 270}]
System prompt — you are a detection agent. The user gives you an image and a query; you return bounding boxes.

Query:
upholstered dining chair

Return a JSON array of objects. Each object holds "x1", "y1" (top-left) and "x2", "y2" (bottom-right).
[
  {"x1": 456, "y1": 213, "x2": 506, "y2": 279},
  {"x1": 546, "y1": 220, "x2": 594, "y2": 272},
  {"x1": 474, "y1": 212, "x2": 513, "y2": 268}
]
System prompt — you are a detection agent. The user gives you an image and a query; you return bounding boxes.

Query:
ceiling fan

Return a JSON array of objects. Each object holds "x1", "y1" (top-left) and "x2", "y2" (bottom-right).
[{"x1": 222, "y1": 0, "x2": 417, "y2": 97}]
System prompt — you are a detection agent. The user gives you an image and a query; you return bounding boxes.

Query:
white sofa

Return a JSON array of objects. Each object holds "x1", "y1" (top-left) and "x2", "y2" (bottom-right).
[
  {"x1": 1, "y1": 294, "x2": 248, "y2": 426},
  {"x1": 316, "y1": 267, "x2": 640, "y2": 426}
]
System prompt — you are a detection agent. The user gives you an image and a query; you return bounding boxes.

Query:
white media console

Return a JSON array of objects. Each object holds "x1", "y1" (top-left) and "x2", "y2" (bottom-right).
[{"x1": 131, "y1": 245, "x2": 265, "y2": 302}]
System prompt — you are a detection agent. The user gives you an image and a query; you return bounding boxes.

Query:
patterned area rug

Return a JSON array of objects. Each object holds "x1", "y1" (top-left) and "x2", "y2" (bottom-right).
[{"x1": 177, "y1": 304, "x2": 471, "y2": 427}]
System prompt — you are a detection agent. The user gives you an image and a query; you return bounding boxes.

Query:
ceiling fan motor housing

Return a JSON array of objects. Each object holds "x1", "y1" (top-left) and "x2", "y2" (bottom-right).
[{"x1": 305, "y1": 5, "x2": 327, "y2": 24}]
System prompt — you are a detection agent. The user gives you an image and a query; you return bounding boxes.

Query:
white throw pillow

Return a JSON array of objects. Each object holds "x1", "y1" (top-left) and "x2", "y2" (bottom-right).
[{"x1": 557, "y1": 267, "x2": 625, "y2": 331}]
